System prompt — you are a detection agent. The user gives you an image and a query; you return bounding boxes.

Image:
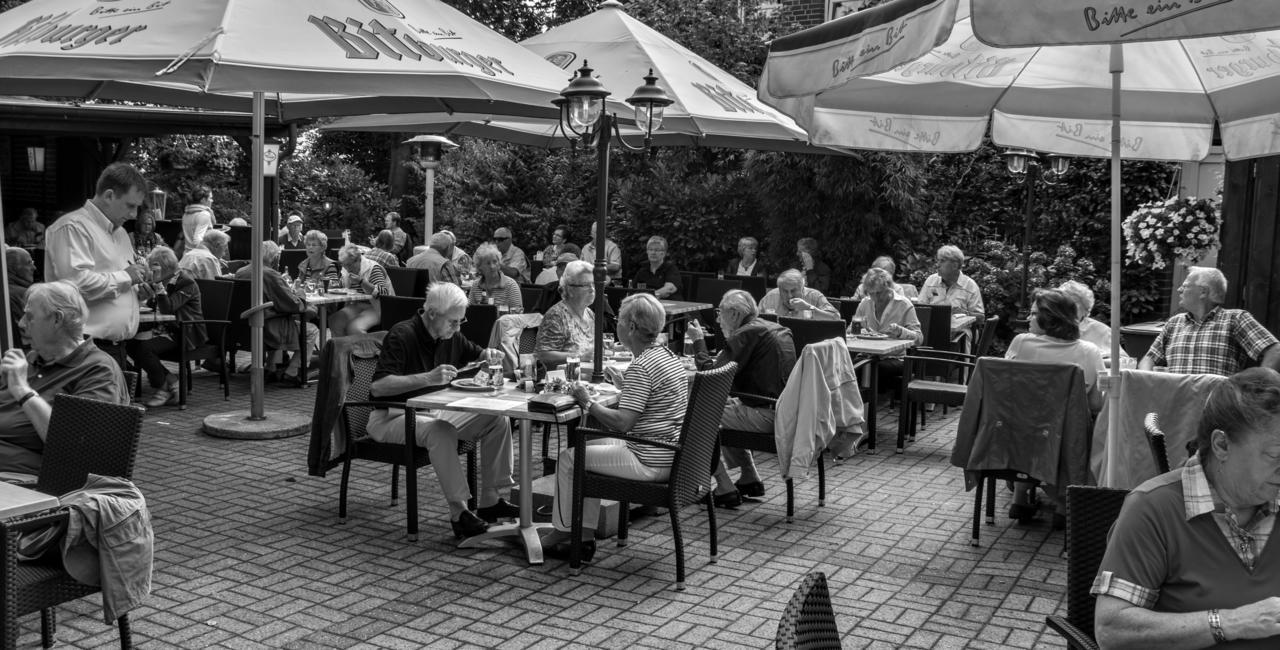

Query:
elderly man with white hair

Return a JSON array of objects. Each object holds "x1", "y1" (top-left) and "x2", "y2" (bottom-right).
[
  {"x1": 328, "y1": 244, "x2": 394, "y2": 337},
  {"x1": 920, "y1": 245, "x2": 984, "y2": 316},
  {"x1": 406, "y1": 232, "x2": 461, "y2": 287},
  {"x1": 1140, "y1": 266, "x2": 1280, "y2": 376},
  {"x1": 493, "y1": 226, "x2": 529, "y2": 283},
  {"x1": 758, "y1": 269, "x2": 840, "y2": 320},
  {"x1": 0, "y1": 282, "x2": 128, "y2": 478},
  {"x1": 1058, "y1": 280, "x2": 1129, "y2": 364},
  {"x1": 178, "y1": 228, "x2": 230, "y2": 281},
  {"x1": 851, "y1": 255, "x2": 919, "y2": 301},
  {"x1": 367, "y1": 282, "x2": 515, "y2": 539}
]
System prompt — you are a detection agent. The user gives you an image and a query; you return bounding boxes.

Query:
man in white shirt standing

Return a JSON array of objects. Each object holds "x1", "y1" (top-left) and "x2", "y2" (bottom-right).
[
  {"x1": 581, "y1": 222, "x2": 622, "y2": 285},
  {"x1": 919, "y1": 244, "x2": 984, "y2": 316},
  {"x1": 44, "y1": 162, "x2": 153, "y2": 342}
]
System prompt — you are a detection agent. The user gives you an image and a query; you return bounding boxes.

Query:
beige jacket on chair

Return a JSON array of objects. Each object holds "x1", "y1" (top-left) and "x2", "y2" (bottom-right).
[{"x1": 774, "y1": 338, "x2": 866, "y2": 481}]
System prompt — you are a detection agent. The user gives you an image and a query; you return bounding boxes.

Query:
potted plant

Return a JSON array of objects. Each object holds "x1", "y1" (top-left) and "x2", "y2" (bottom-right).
[{"x1": 1122, "y1": 196, "x2": 1221, "y2": 270}]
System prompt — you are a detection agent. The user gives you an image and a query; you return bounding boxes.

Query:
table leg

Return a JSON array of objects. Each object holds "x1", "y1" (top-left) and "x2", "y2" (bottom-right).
[
  {"x1": 456, "y1": 418, "x2": 552, "y2": 564},
  {"x1": 868, "y1": 356, "x2": 879, "y2": 453},
  {"x1": 317, "y1": 305, "x2": 329, "y2": 352}
]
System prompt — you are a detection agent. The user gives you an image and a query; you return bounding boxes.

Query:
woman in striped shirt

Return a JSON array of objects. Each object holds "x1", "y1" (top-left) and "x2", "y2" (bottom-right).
[
  {"x1": 328, "y1": 244, "x2": 395, "y2": 337},
  {"x1": 467, "y1": 243, "x2": 522, "y2": 313},
  {"x1": 542, "y1": 293, "x2": 690, "y2": 561},
  {"x1": 297, "y1": 229, "x2": 341, "y2": 289}
]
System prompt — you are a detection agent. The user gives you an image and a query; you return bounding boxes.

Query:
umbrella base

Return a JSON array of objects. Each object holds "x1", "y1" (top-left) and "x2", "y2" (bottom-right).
[{"x1": 203, "y1": 410, "x2": 310, "y2": 440}]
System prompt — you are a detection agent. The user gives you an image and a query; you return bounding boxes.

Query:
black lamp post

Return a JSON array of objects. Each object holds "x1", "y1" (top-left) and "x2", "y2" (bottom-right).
[
  {"x1": 556, "y1": 62, "x2": 673, "y2": 383},
  {"x1": 1001, "y1": 148, "x2": 1070, "y2": 326}
]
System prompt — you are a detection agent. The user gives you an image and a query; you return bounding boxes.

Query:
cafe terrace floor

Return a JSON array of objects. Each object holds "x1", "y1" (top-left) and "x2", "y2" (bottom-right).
[{"x1": 14, "y1": 365, "x2": 1072, "y2": 649}]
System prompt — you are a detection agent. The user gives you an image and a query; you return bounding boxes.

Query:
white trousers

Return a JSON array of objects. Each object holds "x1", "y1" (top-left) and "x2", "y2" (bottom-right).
[
  {"x1": 553, "y1": 437, "x2": 670, "y2": 533},
  {"x1": 720, "y1": 398, "x2": 775, "y2": 474},
  {"x1": 367, "y1": 408, "x2": 514, "y2": 517}
]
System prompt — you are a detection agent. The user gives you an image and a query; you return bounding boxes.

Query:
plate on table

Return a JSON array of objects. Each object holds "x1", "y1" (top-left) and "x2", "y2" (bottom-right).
[
  {"x1": 450, "y1": 378, "x2": 492, "y2": 392},
  {"x1": 854, "y1": 332, "x2": 889, "y2": 340},
  {"x1": 327, "y1": 288, "x2": 348, "y2": 295},
  {"x1": 138, "y1": 306, "x2": 154, "y2": 314}
]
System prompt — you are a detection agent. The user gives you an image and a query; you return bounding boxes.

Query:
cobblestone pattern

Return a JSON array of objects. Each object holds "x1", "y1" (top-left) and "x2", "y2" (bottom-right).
[{"x1": 14, "y1": 359, "x2": 1070, "y2": 648}]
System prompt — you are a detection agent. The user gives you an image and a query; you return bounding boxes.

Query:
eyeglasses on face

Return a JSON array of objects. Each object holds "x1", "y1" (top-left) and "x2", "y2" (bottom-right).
[
  {"x1": 493, "y1": 236, "x2": 510, "y2": 242},
  {"x1": 567, "y1": 283, "x2": 594, "y2": 289}
]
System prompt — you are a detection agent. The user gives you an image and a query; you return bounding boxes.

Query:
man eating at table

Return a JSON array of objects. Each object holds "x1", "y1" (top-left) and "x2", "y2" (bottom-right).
[
  {"x1": 366, "y1": 282, "x2": 516, "y2": 539},
  {"x1": 757, "y1": 269, "x2": 840, "y2": 320}
]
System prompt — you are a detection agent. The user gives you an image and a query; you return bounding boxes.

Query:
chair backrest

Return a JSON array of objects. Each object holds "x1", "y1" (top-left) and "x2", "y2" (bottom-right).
[
  {"x1": 153, "y1": 219, "x2": 183, "y2": 248},
  {"x1": 605, "y1": 286, "x2": 647, "y2": 316},
  {"x1": 37, "y1": 394, "x2": 144, "y2": 496},
  {"x1": 379, "y1": 295, "x2": 426, "y2": 331},
  {"x1": 974, "y1": 314, "x2": 1000, "y2": 357},
  {"x1": 520, "y1": 284, "x2": 546, "y2": 314},
  {"x1": 342, "y1": 354, "x2": 381, "y2": 442},
  {"x1": 385, "y1": 266, "x2": 430, "y2": 298},
  {"x1": 1062, "y1": 486, "x2": 1129, "y2": 645},
  {"x1": 461, "y1": 303, "x2": 498, "y2": 348},
  {"x1": 680, "y1": 271, "x2": 715, "y2": 302},
  {"x1": 194, "y1": 278, "x2": 234, "y2": 343},
  {"x1": 322, "y1": 229, "x2": 345, "y2": 250},
  {"x1": 694, "y1": 277, "x2": 741, "y2": 307},
  {"x1": 776, "y1": 571, "x2": 842, "y2": 650},
  {"x1": 226, "y1": 278, "x2": 254, "y2": 352},
  {"x1": 915, "y1": 303, "x2": 953, "y2": 348},
  {"x1": 226, "y1": 224, "x2": 254, "y2": 261},
  {"x1": 279, "y1": 248, "x2": 307, "y2": 275},
  {"x1": 518, "y1": 326, "x2": 540, "y2": 355},
  {"x1": 1143, "y1": 412, "x2": 1170, "y2": 473},
  {"x1": 670, "y1": 362, "x2": 738, "y2": 508},
  {"x1": 778, "y1": 316, "x2": 846, "y2": 357},
  {"x1": 727, "y1": 274, "x2": 768, "y2": 301},
  {"x1": 837, "y1": 298, "x2": 858, "y2": 327}
]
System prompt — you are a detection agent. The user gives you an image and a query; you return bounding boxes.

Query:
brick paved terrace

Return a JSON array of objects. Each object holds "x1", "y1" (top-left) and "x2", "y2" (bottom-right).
[{"x1": 14, "y1": 366, "x2": 1072, "y2": 649}]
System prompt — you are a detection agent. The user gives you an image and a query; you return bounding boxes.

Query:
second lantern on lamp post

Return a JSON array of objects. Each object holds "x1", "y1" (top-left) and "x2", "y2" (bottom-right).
[{"x1": 1002, "y1": 148, "x2": 1071, "y2": 327}]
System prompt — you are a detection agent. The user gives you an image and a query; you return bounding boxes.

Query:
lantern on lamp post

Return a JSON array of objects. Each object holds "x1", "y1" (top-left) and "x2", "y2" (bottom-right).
[
  {"x1": 555, "y1": 61, "x2": 673, "y2": 383},
  {"x1": 405, "y1": 134, "x2": 458, "y2": 238},
  {"x1": 1001, "y1": 148, "x2": 1071, "y2": 326}
]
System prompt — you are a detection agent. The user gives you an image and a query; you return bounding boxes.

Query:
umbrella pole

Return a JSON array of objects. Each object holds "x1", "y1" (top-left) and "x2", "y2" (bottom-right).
[
  {"x1": 591, "y1": 113, "x2": 611, "y2": 385},
  {"x1": 1107, "y1": 44, "x2": 1124, "y2": 456},
  {"x1": 0, "y1": 177, "x2": 9, "y2": 352},
  {"x1": 250, "y1": 91, "x2": 266, "y2": 420}
]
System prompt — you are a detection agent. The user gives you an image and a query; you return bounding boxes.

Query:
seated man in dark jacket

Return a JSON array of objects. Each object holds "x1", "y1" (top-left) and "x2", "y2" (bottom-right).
[
  {"x1": 686, "y1": 289, "x2": 797, "y2": 508},
  {"x1": 0, "y1": 282, "x2": 128, "y2": 480}
]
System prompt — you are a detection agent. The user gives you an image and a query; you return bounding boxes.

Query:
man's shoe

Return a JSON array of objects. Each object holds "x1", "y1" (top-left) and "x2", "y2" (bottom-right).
[
  {"x1": 476, "y1": 498, "x2": 519, "y2": 523},
  {"x1": 545, "y1": 538, "x2": 596, "y2": 563},
  {"x1": 143, "y1": 387, "x2": 173, "y2": 408},
  {"x1": 450, "y1": 510, "x2": 489, "y2": 539},
  {"x1": 713, "y1": 490, "x2": 742, "y2": 509},
  {"x1": 201, "y1": 359, "x2": 224, "y2": 374},
  {"x1": 734, "y1": 480, "x2": 766, "y2": 498}
]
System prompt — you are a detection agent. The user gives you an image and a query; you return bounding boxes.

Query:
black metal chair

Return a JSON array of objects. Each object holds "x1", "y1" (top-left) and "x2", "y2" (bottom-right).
[
  {"x1": 718, "y1": 390, "x2": 825, "y2": 524},
  {"x1": 727, "y1": 274, "x2": 767, "y2": 301},
  {"x1": 460, "y1": 304, "x2": 498, "y2": 348},
  {"x1": 378, "y1": 295, "x2": 426, "y2": 331},
  {"x1": 914, "y1": 303, "x2": 954, "y2": 349},
  {"x1": 836, "y1": 297, "x2": 859, "y2": 327},
  {"x1": 384, "y1": 266, "x2": 430, "y2": 299},
  {"x1": 778, "y1": 316, "x2": 845, "y2": 357},
  {"x1": 1, "y1": 394, "x2": 145, "y2": 650},
  {"x1": 279, "y1": 249, "x2": 307, "y2": 275},
  {"x1": 898, "y1": 349, "x2": 976, "y2": 453},
  {"x1": 680, "y1": 271, "x2": 715, "y2": 302},
  {"x1": 153, "y1": 219, "x2": 182, "y2": 249},
  {"x1": 568, "y1": 363, "x2": 738, "y2": 590},
  {"x1": 159, "y1": 278, "x2": 232, "y2": 409},
  {"x1": 333, "y1": 340, "x2": 477, "y2": 541},
  {"x1": 1044, "y1": 486, "x2": 1130, "y2": 650},
  {"x1": 1143, "y1": 412, "x2": 1170, "y2": 474},
  {"x1": 973, "y1": 314, "x2": 1000, "y2": 358},
  {"x1": 775, "y1": 571, "x2": 842, "y2": 650},
  {"x1": 519, "y1": 284, "x2": 546, "y2": 314}
]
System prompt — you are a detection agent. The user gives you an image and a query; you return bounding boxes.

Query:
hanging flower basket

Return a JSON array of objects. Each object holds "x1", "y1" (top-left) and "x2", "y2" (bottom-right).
[{"x1": 1122, "y1": 196, "x2": 1220, "y2": 270}]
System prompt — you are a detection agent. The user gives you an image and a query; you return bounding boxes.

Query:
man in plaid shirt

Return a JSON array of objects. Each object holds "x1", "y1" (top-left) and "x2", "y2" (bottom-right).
[{"x1": 1139, "y1": 267, "x2": 1280, "y2": 376}]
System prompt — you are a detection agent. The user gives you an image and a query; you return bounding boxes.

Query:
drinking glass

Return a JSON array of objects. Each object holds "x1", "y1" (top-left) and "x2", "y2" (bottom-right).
[
  {"x1": 304, "y1": 278, "x2": 317, "y2": 296},
  {"x1": 565, "y1": 355, "x2": 580, "y2": 382},
  {"x1": 488, "y1": 362, "x2": 505, "y2": 395}
]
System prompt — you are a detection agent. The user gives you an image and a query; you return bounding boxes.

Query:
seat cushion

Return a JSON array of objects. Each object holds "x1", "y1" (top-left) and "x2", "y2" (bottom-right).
[{"x1": 907, "y1": 380, "x2": 967, "y2": 406}]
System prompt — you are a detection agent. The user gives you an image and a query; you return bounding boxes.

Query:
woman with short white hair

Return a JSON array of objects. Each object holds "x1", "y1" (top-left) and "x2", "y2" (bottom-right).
[
  {"x1": 540, "y1": 294, "x2": 689, "y2": 560},
  {"x1": 536, "y1": 260, "x2": 595, "y2": 367},
  {"x1": 128, "y1": 246, "x2": 206, "y2": 407},
  {"x1": 298, "y1": 229, "x2": 341, "y2": 289},
  {"x1": 328, "y1": 244, "x2": 394, "y2": 337},
  {"x1": 468, "y1": 243, "x2": 523, "y2": 312},
  {"x1": 178, "y1": 229, "x2": 230, "y2": 281},
  {"x1": 1058, "y1": 279, "x2": 1128, "y2": 362}
]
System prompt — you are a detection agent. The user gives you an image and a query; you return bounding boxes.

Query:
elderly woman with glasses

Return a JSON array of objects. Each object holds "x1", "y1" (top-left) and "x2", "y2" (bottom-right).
[
  {"x1": 468, "y1": 243, "x2": 523, "y2": 313},
  {"x1": 536, "y1": 260, "x2": 595, "y2": 368},
  {"x1": 538, "y1": 294, "x2": 690, "y2": 561},
  {"x1": 633, "y1": 235, "x2": 682, "y2": 300},
  {"x1": 328, "y1": 244, "x2": 394, "y2": 337},
  {"x1": 131, "y1": 210, "x2": 165, "y2": 259},
  {"x1": 297, "y1": 229, "x2": 341, "y2": 289},
  {"x1": 1094, "y1": 368, "x2": 1280, "y2": 649}
]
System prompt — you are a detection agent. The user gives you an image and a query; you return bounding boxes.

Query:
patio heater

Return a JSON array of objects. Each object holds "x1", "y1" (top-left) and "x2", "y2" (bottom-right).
[
  {"x1": 1002, "y1": 148, "x2": 1070, "y2": 327},
  {"x1": 405, "y1": 134, "x2": 458, "y2": 237},
  {"x1": 25, "y1": 146, "x2": 44, "y2": 173},
  {"x1": 147, "y1": 187, "x2": 167, "y2": 219},
  {"x1": 555, "y1": 62, "x2": 672, "y2": 383}
]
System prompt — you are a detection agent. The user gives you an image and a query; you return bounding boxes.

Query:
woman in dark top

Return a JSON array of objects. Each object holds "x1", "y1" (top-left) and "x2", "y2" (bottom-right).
[
  {"x1": 297, "y1": 229, "x2": 341, "y2": 290},
  {"x1": 633, "y1": 235, "x2": 682, "y2": 300},
  {"x1": 128, "y1": 246, "x2": 205, "y2": 407}
]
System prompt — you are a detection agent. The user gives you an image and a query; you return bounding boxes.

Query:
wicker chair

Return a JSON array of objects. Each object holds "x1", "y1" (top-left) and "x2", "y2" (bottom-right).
[
  {"x1": 1045, "y1": 486, "x2": 1130, "y2": 650},
  {"x1": 717, "y1": 390, "x2": 825, "y2": 524},
  {"x1": 776, "y1": 571, "x2": 842, "y2": 650},
  {"x1": 1, "y1": 394, "x2": 145, "y2": 650},
  {"x1": 1143, "y1": 412, "x2": 1170, "y2": 474},
  {"x1": 568, "y1": 363, "x2": 738, "y2": 590},
  {"x1": 336, "y1": 349, "x2": 477, "y2": 541}
]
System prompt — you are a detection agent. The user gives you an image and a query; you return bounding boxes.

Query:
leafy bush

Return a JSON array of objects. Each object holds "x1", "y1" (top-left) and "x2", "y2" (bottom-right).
[{"x1": 278, "y1": 156, "x2": 395, "y2": 243}]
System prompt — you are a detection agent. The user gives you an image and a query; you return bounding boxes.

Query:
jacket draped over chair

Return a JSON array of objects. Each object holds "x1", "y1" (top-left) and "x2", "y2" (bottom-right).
[
  {"x1": 774, "y1": 338, "x2": 865, "y2": 481},
  {"x1": 307, "y1": 332, "x2": 386, "y2": 476}
]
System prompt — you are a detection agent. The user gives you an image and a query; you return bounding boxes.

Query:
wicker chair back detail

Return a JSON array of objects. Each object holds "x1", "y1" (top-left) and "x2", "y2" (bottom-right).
[
  {"x1": 776, "y1": 571, "x2": 841, "y2": 650},
  {"x1": 518, "y1": 327, "x2": 540, "y2": 355},
  {"x1": 670, "y1": 362, "x2": 739, "y2": 509},
  {"x1": 1055, "y1": 485, "x2": 1129, "y2": 646},
  {"x1": 342, "y1": 356, "x2": 379, "y2": 442},
  {"x1": 37, "y1": 394, "x2": 144, "y2": 497},
  {"x1": 1143, "y1": 412, "x2": 1171, "y2": 474}
]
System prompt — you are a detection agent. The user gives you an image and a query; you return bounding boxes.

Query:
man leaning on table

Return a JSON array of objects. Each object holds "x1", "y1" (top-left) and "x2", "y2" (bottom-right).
[
  {"x1": 1139, "y1": 266, "x2": 1280, "y2": 376},
  {"x1": 366, "y1": 282, "x2": 517, "y2": 539},
  {"x1": 757, "y1": 269, "x2": 840, "y2": 320},
  {"x1": 0, "y1": 282, "x2": 128, "y2": 481},
  {"x1": 919, "y1": 245, "x2": 984, "y2": 316},
  {"x1": 44, "y1": 162, "x2": 154, "y2": 342}
]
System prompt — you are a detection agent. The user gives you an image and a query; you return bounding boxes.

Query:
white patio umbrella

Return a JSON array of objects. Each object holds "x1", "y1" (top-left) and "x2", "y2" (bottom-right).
[
  {"x1": 758, "y1": 0, "x2": 1280, "y2": 473},
  {"x1": 0, "y1": 0, "x2": 613, "y2": 423},
  {"x1": 520, "y1": 0, "x2": 814, "y2": 149}
]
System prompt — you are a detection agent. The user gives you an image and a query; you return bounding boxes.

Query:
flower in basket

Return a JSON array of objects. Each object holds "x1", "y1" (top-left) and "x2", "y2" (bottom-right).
[{"x1": 1122, "y1": 196, "x2": 1221, "y2": 270}]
